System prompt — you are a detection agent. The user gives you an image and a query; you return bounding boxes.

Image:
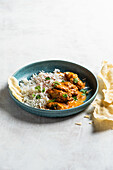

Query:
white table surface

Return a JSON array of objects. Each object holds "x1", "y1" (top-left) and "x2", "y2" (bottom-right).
[{"x1": 0, "y1": 0, "x2": 113, "y2": 170}]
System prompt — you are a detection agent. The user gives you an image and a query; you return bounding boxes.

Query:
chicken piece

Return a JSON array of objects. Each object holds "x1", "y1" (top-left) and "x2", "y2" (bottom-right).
[
  {"x1": 65, "y1": 72, "x2": 85, "y2": 89},
  {"x1": 61, "y1": 82, "x2": 78, "y2": 89},
  {"x1": 55, "y1": 82, "x2": 78, "y2": 95},
  {"x1": 47, "y1": 102, "x2": 68, "y2": 110},
  {"x1": 47, "y1": 90, "x2": 86, "y2": 110},
  {"x1": 47, "y1": 88, "x2": 72, "y2": 102}
]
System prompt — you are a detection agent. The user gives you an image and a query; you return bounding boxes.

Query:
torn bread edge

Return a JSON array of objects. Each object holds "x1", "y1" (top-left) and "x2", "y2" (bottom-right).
[
  {"x1": 92, "y1": 61, "x2": 113, "y2": 130},
  {"x1": 8, "y1": 76, "x2": 23, "y2": 102},
  {"x1": 98, "y1": 61, "x2": 113, "y2": 103}
]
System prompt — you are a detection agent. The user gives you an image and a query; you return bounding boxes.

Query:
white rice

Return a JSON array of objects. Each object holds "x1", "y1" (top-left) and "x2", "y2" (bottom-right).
[{"x1": 20, "y1": 69, "x2": 65, "y2": 109}]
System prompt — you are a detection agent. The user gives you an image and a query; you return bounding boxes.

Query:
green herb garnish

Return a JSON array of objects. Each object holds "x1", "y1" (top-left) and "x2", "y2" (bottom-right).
[
  {"x1": 53, "y1": 85, "x2": 56, "y2": 88},
  {"x1": 45, "y1": 77, "x2": 50, "y2": 80},
  {"x1": 73, "y1": 96, "x2": 77, "y2": 101},
  {"x1": 35, "y1": 86, "x2": 41, "y2": 92},
  {"x1": 80, "y1": 89, "x2": 87, "y2": 96},
  {"x1": 36, "y1": 95, "x2": 41, "y2": 99},
  {"x1": 53, "y1": 81, "x2": 61, "y2": 88},
  {"x1": 80, "y1": 89, "x2": 87, "y2": 93},
  {"x1": 73, "y1": 78, "x2": 78, "y2": 84},
  {"x1": 62, "y1": 80, "x2": 65, "y2": 82},
  {"x1": 42, "y1": 88, "x2": 45, "y2": 93},
  {"x1": 48, "y1": 99, "x2": 56, "y2": 102},
  {"x1": 32, "y1": 94, "x2": 35, "y2": 97},
  {"x1": 62, "y1": 94, "x2": 68, "y2": 98},
  {"x1": 54, "y1": 81, "x2": 60, "y2": 85},
  {"x1": 50, "y1": 104, "x2": 58, "y2": 109},
  {"x1": 82, "y1": 93, "x2": 86, "y2": 96}
]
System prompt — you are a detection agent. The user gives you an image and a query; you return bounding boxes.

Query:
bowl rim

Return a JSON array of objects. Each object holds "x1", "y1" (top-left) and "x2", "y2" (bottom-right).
[{"x1": 9, "y1": 60, "x2": 99, "y2": 113}]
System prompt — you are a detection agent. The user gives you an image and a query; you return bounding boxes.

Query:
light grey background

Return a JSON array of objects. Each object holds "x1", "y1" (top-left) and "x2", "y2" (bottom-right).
[{"x1": 0, "y1": 0, "x2": 113, "y2": 170}]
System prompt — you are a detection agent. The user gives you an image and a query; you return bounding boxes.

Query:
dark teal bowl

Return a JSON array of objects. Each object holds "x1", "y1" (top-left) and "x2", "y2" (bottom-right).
[{"x1": 8, "y1": 60, "x2": 98, "y2": 117}]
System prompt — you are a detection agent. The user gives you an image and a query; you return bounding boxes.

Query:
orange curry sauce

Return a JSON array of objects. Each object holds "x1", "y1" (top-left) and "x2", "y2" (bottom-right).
[{"x1": 46, "y1": 72, "x2": 86, "y2": 110}]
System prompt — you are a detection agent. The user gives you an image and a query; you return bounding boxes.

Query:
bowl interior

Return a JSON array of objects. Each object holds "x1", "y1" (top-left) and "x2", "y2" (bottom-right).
[{"x1": 14, "y1": 60, "x2": 97, "y2": 103}]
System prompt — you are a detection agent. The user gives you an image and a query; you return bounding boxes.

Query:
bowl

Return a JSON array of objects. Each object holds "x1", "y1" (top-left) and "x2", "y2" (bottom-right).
[{"x1": 8, "y1": 60, "x2": 98, "y2": 117}]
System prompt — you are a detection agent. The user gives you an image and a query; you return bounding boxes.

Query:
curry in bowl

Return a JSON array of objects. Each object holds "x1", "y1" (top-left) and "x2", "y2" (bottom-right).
[{"x1": 8, "y1": 69, "x2": 91, "y2": 110}]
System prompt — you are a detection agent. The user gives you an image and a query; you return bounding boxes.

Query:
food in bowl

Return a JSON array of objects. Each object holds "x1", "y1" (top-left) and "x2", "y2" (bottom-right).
[{"x1": 8, "y1": 69, "x2": 91, "y2": 110}]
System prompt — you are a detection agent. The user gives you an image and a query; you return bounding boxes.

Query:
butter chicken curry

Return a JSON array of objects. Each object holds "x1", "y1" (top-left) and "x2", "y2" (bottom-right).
[{"x1": 47, "y1": 72, "x2": 86, "y2": 110}]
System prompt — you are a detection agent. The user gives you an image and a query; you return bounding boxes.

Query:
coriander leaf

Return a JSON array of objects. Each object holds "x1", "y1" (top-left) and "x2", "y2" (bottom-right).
[
  {"x1": 82, "y1": 93, "x2": 86, "y2": 96},
  {"x1": 36, "y1": 95, "x2": 41, "y2": 99},
  {"x1": 42, "y1": 88, "x2": 45, "y2": 93},
  {"x1": 48, "y1": 99, "x2": 56, "y2": 102},
  {"x1": 50, "y1": 104, "x2": 57, "y2": 109},
  {"x1": 62, "y1": 94, "x2": 68, "y2": 98},
  {"x1": 80, "y1": 89, "x2": 87, "y2": 94},
  {"x1": 32, "y1": 94, "x2": 35, "y2": 97},
  {"x1": 45, "y1": 77, "x2": 50, "y2": 80},
  {"x1": 53, "y1": 81, "x2": 61, "y2": 88},
  {"x1": 35, "y1": 86, "x2": 41, "y2": 92},
  {"x1": 62, "y1": 80, "x2": 65, "y2": 82},
  {"x1": 53, "y1": 81, "x2": 61, "y2": 85},
  {"x1": 73, "y1": 78, "x2": 78, "y2": 84},
  {"x1": 73, "y1": 96, "x2": 77, "y2": 101},
  {"x1": 53, "y1": 85, "x2": 56, "y2": 88}
]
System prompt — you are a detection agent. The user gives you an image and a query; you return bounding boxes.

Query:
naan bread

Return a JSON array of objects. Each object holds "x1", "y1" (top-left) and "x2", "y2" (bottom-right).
[{"x1": 8, "y1": 76, "x2": 23, "y2": 102}]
